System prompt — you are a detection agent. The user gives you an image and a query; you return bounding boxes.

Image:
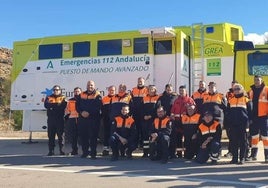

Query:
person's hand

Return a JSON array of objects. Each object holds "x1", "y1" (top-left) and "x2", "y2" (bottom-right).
[
  {"x1": 144, "y1": 115, "x2": 152, "y2": 120},
  {"x1": 201, "y1": 143, "x2": 207, "y2": 149},
  {"x1": 191, "y1": 134, "x2": 197, "y2": 140},
  {"x1": 207, "y1": 136, "x2": 213, "y2": 141},
  {"x1": 120, "y1": 137, "x2": 128, "y2": 145},
  {"x1": 151, "y1": 133, "x2": 158, "y2": 142},
  {"x1": 81, "y1": 111, "x2": 89, "y2": 118}
]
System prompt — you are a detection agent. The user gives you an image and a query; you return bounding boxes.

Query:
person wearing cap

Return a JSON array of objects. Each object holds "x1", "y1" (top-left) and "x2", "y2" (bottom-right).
[
  {"x1": 202, "y1": 81, "x2": 227, "y2": 126},
  {"x1": 149, "y1": 106, "x2": 172, "y2": 164},
  {"x1": 226, "y1": 83, "x2": 252, "y2": 164},
  {"x1": 141, "y1": 85, "x2": 159, "y2": 157},
  {"x1": 181, "y1": 104, "x2": 201, "y2": 159},
  {"x1": 195, "y1": 111, "x2": 222, "y2": 164},
  {"x1": 248, "y1": 75, "x2": 268, "y2": 162},
  {"x1": 224, "y1": 80, "x2": 238, "y2": 158},
  {"x1": 226, "y1": 80, "x2": 239, "y2": 101},
  {"x1": 170, "y1": 85, "x2": 195, "y2": 158},
  {"x1": 44, "y1": 85, "x2": 67, "y2": 156},
  {"x1": 191, "y1": 80, "x2": 208, "y2": 113}
]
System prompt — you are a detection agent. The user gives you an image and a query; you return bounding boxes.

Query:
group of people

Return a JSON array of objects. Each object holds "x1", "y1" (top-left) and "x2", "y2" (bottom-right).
[{"x1": 44, "y1": 75, "x2": 268, "y2": 164}]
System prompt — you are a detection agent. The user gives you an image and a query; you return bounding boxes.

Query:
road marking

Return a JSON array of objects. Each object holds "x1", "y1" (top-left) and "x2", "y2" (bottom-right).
[{"x1": 0, "y1": 165, "x2": 267, "y2": 187}]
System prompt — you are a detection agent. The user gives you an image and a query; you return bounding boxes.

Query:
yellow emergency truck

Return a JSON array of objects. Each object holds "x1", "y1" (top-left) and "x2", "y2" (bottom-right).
[
  {"x1": 234, "y1": 41, "x2": 268, "y2": 91},
  {"x1": 11, "y1": 22, "x2": 244, "y2": 131}
]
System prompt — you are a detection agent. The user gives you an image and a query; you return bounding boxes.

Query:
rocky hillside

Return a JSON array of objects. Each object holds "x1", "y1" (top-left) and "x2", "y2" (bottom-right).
[{"x1": 0, "y1": 47, "x2": 13, "y2": 131}]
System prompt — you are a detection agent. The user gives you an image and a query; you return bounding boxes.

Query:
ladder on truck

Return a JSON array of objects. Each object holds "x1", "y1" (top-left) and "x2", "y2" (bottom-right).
[{"x1": 191, "y1": 23, "x2": 205, "y2": 95}]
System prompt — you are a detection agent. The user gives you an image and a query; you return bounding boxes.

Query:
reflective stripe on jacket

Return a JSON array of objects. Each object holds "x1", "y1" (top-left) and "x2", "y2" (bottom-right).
[
  {"x1": 249, "y1": 86, "x2": 268, "y2": 117},
  {"x1": 65, "y1": 99, "x2": 79, "y2": 118}
]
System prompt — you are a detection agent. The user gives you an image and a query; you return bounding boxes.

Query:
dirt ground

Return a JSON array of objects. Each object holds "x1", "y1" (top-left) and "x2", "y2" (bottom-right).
[{"x1": 0, "y1": 131, "x2": 47, "y2": 139}]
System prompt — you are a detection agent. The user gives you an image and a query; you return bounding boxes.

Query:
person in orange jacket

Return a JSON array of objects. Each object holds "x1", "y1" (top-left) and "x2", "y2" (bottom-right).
[
  {"x1": 110, "y1": 84, "x2": 132, "y2": 120},
  {"x1": 131, "y1": 77, "x2": 149, "y2": 148},
  {"x1": 195, "y1": 111, "x2": 222, "y2": 164},
  {"x1": 76, "y1": 80, "x2": 102, "y2": 159},
  {"x1": 181, "y1": 104, "x2": 201, "y2": 159},
  {"x1": 64, "y1": 87, "x2": 82, "y2": 155},
  {"x1": 101, "y1": 85, "x2": 116, "y2": 156},
  {"x1": 226, "y1": 83, "x2": 252, "y2": 164},
  {"x1": 44, "y1": 85, "x2": 67, "y2": 156},
  {"x1": 141, "y1": 85, "x2": 159, "y2": 157},
  {"x1": 248, "y1": 75, "x2": 268, "y2": 162},
  {"x1": 202, "y1": 82, "x2": 227, "y2": 125},
  {"x1": 191, "y1": 80, "x2": 207, "y2": 113},
  {"x1": 110, "y1": 105, "x2": 137, "y2": 161},
  {"x1": 224, "y1": 80, "x2": 238, "y2": 158},
  {"x1": 149, "y1": 106, "x2": 172, "y2": 164}
]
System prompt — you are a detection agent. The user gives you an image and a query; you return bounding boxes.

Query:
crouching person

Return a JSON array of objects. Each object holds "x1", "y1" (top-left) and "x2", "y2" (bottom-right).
[
  {"x1": 110, "y1": 105, "x2": 137, "y2": 161},
  {"x1": 149, "y1": 106, "x2": 172, "y2": 164},
  {"x1": 182, "y1": 104, "x2": 201, "y2": 160},
  {"x1": 196, "y1": 111, "x2": 222, "y2": 164}
]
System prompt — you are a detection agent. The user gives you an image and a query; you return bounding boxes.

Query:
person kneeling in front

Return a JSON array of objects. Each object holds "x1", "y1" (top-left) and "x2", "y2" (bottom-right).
[
  {"x1": 195, "y1": 111, "x2": 222, "y2": 164},
  {"x1": 149, "y1": 106, "x2": 172, "y2": 164},
  {"x1": 110, "y1": 105, "x2": 137, "y2": 161}
]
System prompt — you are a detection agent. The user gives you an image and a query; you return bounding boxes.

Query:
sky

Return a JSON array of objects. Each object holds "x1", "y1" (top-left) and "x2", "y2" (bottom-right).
[{"x1": 2, "y1": 0, "x2": 268, "y2": 49}]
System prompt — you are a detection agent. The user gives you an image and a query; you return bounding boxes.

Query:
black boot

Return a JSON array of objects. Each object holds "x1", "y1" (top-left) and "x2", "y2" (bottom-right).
[
  {"x1": 149, "y1": 142, "x2": 157, "y2": 160},
  {"x1": 70, "y1": 150, "x2": 78, "y2": 155},
  {"x1": 59, "y1": 146, "x2": 65, "y2": 155},
  {"x1": 142, "y1": 148, "x2": 149, "y2": 158},
  {"x1": 47, "y1": 149, "x2": 54, "y2": 156},
  {"x1": 142, "y1": 140, "x2": 149, "y2": 157},
  {"x1": 249, "y1": 148, "x2": 258, "y2": 161},
  {"x1": 111, "y1": 151, "x2": 119, "y2": 161},
  {"x1": 230, "y1": 157, "x2": 238, "y2": 164},
  {"x1": 264, "y1": 149, "x2": 268, "y2": 163}
]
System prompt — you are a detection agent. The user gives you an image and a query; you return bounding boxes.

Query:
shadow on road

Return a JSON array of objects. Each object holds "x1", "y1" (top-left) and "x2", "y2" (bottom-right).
[{"x1": 0, "y1": 139, "x2": 268, "y2": 187}]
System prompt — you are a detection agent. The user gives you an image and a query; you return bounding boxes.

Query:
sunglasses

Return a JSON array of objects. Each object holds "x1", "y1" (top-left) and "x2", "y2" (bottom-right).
[
  {"x1": 53, "y1": 89, "x2": 60, "y2": 91},
  {"x1": 233, "y1": 88, "x2": 241, "y2": 91}
]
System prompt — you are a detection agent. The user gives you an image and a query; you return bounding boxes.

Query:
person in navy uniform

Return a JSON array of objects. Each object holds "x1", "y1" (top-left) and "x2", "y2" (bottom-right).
[
  {"x1": 181, "y1": 104, "x2": 201, "y2": 159},
  {"x1": 64, "y1": 87, "x2": 81, "y2": 155},
  {"x1": 195, "y1": 111, "x2": 222, "y2": 164},
  {"x1": 76, "y1": 80, "x2": 102, "y2": 159},
  {"x1": 149, "y1": 106, "x2": 172, "y2": 164},
  {"x1": 101, "y1": 85, "x2": 116, "y2": 156},
  {"x1": 110, "y1": 105, "x2": 137, "y2": 161},
  {"x1": 226, "y1": 83, "x2": 252, "y2": 164},
  {"x1": 44, "y1": 85, "x2": 67, "y2": 156}
]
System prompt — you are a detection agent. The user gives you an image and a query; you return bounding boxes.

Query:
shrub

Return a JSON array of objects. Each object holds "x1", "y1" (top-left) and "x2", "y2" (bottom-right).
[{"x1": 12, "y1": 110, "x2": 23, "y2": 130}]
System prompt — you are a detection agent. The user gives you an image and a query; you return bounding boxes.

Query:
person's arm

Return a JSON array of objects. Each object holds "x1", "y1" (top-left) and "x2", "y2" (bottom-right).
[
  {"x1": 221, "y1": 94, "x2": 228, "y2": 112},
  {"x1": 213, "y1": 123, "x2": 222, "y2": 143},
  {"x1": 44, "y1": 96, "x2": 59, "y2": 110},
  {"x1": 128, "y1": 121, "x2": 137, "y2": 144},
  {"x1": 247, "y1": 99, "x2": 253, "y2": 124}
]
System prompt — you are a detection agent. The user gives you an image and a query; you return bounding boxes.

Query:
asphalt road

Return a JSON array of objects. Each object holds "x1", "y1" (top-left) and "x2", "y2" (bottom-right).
[{"x1": 0, "y1": 137, "x2": 268, "y2": 188}]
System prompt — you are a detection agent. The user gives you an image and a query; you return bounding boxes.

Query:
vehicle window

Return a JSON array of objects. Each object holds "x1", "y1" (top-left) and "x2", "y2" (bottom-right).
[
  {"x1": 248, "y1": 52, "x2": 268, "y2": 75},
  {"x1": 154, "y1": 40, "x2": 172, "y2": 54},
  {"x1": 39, "y1": 44, "x2": 62, "y2": 59},
  {"x1": 73, "y1": 41, "x2": 90, "y2": 57},
  {"x1": 134, "y1": 37, "x2": 148, "y2": 54},
  {"x1": 98, "y1": 39, "x2": 122, "y2": 56},
  {"x1": 184, "y1": 39, "x2": 189, "y2": 56}
]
